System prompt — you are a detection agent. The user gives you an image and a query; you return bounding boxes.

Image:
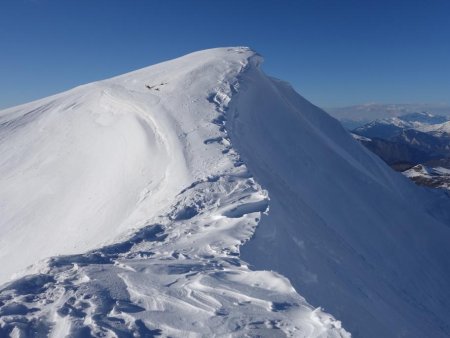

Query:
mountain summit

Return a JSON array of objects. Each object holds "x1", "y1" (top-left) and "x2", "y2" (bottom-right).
[{"x1": 0, "y1": 47, "x2": 449, "y2": 337}]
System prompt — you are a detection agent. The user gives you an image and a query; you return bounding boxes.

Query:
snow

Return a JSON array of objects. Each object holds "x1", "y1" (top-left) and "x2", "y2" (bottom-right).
[
  {"x1": 350, "y1": 133, "x2": 371, "y2": 142},
  {"x1": 417, "y1": 120, "x2": 450, "y2": 135},
  {"x1": 403, "y1": 165, "x2": 450, "y2": 191},
  {"x1": 435, "y1": 166, "x2": 450, "y2": 175},
  {"x1": 1, "y1": 47, "x2": 450, "y2": 337},
  {"x1": 0, "y1": 47, "x2": 348, "y2": 337},
  {"x1": 328, "y1": 103, "x2": 450, "y2": 122},
  {"x1": 349, "y1": 110, "x2": 450, "y2": 138},
  {"x1": 226, "y1": 64, "x2": 450, "y2": 337},
  {"x1": 403, "y1": 164, "x2": 432, "y2": 178}
]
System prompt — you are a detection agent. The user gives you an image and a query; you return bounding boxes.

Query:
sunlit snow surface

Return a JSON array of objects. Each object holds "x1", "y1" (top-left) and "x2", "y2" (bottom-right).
[
  {"x1": 1, "y1": 47, "x2": 450, "y2": 338},
  {"x1": 0, "y1": 48, "x2": 348, "y2": 337}
]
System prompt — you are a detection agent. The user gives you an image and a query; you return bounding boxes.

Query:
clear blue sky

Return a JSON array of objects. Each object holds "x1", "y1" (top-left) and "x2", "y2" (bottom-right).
[{"x1": 1, "y1": 0, "x2": 449, "y2": 109}]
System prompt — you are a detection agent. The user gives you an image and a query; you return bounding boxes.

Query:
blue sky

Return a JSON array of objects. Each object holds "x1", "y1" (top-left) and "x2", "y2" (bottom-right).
[{"x1": 1, "y1": 0, "x2": 449, "y2": 109}]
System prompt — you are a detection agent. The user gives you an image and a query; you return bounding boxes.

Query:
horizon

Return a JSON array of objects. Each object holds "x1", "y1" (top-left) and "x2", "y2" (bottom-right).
[{"x1": 1, "y1": 0, "x2": 449, "y2": 110}]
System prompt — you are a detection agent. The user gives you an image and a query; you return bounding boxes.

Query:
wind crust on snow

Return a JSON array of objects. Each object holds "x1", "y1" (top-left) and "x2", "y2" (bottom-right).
[{"x1": 0, "y1": 47, "x2": 349, "y2": 337}]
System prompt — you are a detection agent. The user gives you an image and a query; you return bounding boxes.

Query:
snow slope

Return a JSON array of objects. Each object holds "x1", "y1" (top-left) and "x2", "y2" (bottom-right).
[
  {"x1": 229, "y1": 69, "x2": 450, "y2": 337},
  {"x1": 0, "y1": 48, "x2": 348, "y2": 337},
  {"x1": 1, "y1": 47, "x2": 450, "y2": 337}
]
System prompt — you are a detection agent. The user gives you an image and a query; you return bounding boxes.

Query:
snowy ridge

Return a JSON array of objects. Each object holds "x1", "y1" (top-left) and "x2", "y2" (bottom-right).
[
  {"x1": 2, "y1": 46, "x2": 450, "y2": 338},
  {"x1": 229, "y1": 61, "x2": 450, "y2": 337},
  {"x1": 0, "y1": 48, "x2": 348, "y2": 337}
]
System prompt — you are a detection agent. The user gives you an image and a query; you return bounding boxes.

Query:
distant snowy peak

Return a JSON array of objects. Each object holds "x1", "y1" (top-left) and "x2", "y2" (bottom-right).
[
  {"x1": 360, "y1": 111, "x2": 449, "y2": 128},
  {"x1": 399, "y1": 111, "x2": 449, "y2": 124},
  {"x1": 328, "y1": 103, "x2": 450, "y2": 122},
  {"x1": 353, "y1": 111, "x2": 450, "y2": 139},
  {"x1": 417, "y1": 120, "x2": 450, "y2": 136}
]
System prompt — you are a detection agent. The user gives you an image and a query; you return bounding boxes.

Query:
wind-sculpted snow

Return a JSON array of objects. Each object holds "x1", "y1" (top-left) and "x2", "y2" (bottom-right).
[
  {"x1": 0, "y1": 48, "x2": 348, "y2": 337},
  {"x1": 2, "y1": 46, "x2": 450, "y2": 338},
  {"x1": 0, "y1": 174, "x2": 346, "y2": 337}
]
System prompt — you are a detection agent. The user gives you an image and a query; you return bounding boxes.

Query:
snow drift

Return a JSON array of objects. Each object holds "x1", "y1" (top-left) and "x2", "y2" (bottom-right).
[{"x1": 0, "y1": 47, "x2": 449, "y2": 337}]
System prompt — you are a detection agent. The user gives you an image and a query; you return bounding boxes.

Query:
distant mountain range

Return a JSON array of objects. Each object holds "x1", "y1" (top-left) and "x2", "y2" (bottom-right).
[
  {"x1": 348, "y1": 111, "x2": 450, "y2": 190},
  {"x1": 327, "y1": 103, "x2": 450, "y2": 129}
]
